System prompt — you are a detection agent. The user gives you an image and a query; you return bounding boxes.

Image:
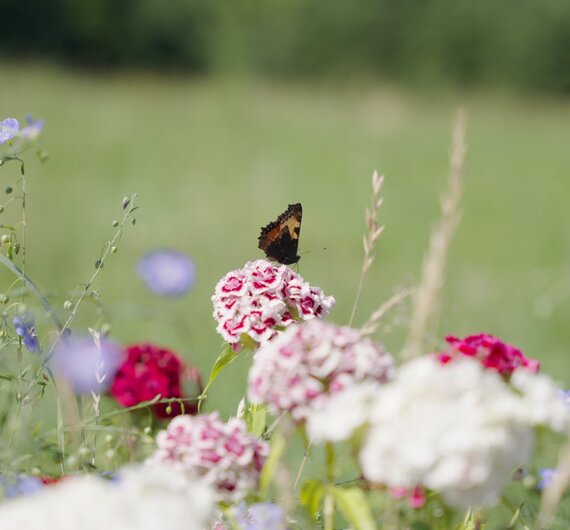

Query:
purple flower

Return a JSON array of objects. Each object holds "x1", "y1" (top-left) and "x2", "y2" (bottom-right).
[
  {"x1": 50, "y1": 336, "x2": 122, "y2": 394},
  {"x1": 137, "y1": 249, "x2": 195, "y2": 297},
  {"x1": 559, "y1": 389, "x2": 570, "y2": 410},
  {"x1": 20, "y1": 114, "x2": 44, "y2": 140},
  {"x1": 231, "y1": 502, "x2": 288, "y2": 530},
  {"x1": 0, "y1": 118, "x2": 19, "y2": 144},
  {"x1": 538, "y1": 468, "x2": 558, "y2": 490},
  {"x1": 13, "y1": 313, "x2": 41, "y2": 353},
  {"x1": 2, "y1": 475, "x2": 44, "y2": 497}
]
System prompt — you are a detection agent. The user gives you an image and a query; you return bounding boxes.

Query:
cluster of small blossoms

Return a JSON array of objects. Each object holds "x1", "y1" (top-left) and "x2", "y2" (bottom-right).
[
  {"x1": 0, "y1": 115, "x2": 44, "y2": 146},
  {"x1": 437, "y1": 333, "x2": 540, "y2": 376},
  {"x1": 148, "y1": 412, "x2": 268, "y2": 502},
  {"x1": 248, "y1": 320, "x2": 395, "y2": 422},
  {"x1": 212, "y1": 260, "x2": 335, "y2": 346},
  {"x1": 110, "y1": 343, "x2": 202, "y2": 419}
]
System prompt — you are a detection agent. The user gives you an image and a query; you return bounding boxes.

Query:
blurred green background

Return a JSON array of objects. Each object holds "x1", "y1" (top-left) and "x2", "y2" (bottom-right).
[{"x1": 1, "y1": 1, "x2": 569, "y2": 416}]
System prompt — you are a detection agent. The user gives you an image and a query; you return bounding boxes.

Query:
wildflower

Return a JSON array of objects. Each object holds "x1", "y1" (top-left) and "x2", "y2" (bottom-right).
[
  {"x1": 389, "y1": 486, "x2": 426, "y2": 509},
  {"x1": 0, "y1": 465, "x2": 214, "y2": 530},
  {"x1": 0, "y1": 118, "x2": 19, "y2": 144},
  {"x1": 50, "y1": 336, "x2": 122, "y2": 395},
  {"x1": 20, "y1": 115, "x2": 44, "y2": 140},
  {"x1": 137, "y1": 249, "x2": 196, "y2": 297},
  {"x1": 13, "y1": 313, "x2": 40, "y2": 353},
  {"x1": 148, "y1": 412, "x2": 268, "y2": 502},
  {"x1": 538, "y1": 468, "x2": 558, "y2": 490},
  {"x1": 110, "y1": 343, "x2": 202, "y2": 418},
  {"x1": 559, "y1": 389, "x2": 570, "y2": 411},
  {"x1": 212, "y1": 259, "x2": 334, "y2": 347},
  {"x1": 1, "y1": 475, "x2": 44, "y2": 498},
  {"x1": 248, "y1": 320, "x2": 394, "y2": 422},
  {"x1": 438, "y1": 333, "x2": 539, "y2": 377},
  {"x1": 359, "y1": 356, "x2": 564, "y2": 510},
  {"x1": 215, "y1": 502, "x2": 288, "y2": 530}
]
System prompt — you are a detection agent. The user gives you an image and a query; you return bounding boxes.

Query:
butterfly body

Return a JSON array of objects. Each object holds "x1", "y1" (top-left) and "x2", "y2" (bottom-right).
[{"x1": 258, "y1": 203, "x2": 302, "y2": 265}]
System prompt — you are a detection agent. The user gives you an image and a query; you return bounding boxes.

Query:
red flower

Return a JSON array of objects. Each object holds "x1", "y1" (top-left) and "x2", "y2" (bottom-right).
[
  {"x1": 110, "y1": 343, "x2": 202, "y2": 419},
  {"x1": 438, "y1": 333, "x2": 540, "y2": 377}
]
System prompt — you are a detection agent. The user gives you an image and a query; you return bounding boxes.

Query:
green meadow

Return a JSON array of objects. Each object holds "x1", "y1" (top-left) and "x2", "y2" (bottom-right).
[{"x1": 1, "y1": 62, "x2": 569, "y2": 416}]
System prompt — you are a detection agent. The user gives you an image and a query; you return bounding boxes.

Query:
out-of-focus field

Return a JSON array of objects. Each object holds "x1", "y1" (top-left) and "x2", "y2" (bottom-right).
[{"x1": 1, "y1": 63, "x2": 569, "y2": 415}]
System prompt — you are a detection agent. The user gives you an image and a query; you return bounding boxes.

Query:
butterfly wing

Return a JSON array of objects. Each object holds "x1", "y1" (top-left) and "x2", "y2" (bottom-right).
[{"x1": 258, "y1": 203, "x2": 302, "y2": 265}]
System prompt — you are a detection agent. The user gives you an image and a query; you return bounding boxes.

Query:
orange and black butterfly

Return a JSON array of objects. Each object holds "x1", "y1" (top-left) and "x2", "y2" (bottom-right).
[{"x1": 258, "y1": 203, "x2": 302, "y2": 265}]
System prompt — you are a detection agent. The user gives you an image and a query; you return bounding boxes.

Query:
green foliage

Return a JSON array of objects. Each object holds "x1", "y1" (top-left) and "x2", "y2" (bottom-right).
[{"x1": 1, "y1": 0, "x2": 570, "y2": 92}]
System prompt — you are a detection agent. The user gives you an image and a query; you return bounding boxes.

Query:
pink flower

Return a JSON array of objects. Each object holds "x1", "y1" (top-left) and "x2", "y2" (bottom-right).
[
  {"x1": 389, "y1": 486, "x2": 426, "y2": 509},
  {"x1": 212, "y1": 260, "x2": 335, "y2": 346},
  {"x1": 248, "y1": 320, "x2": 395, "y2": 422},
  {"x1": 437, "y1": 333, "x2": 540, "y2": 377},
  {"x1": 110, "y1": 343, "x2": 202, "y2": 419},
  {"x1": 148, "y1": 412, "x2": 268, "y2": 502}
]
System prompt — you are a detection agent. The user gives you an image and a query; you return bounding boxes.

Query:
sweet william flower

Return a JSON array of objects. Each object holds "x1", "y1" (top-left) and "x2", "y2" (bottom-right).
[
  {"x1": 110, "y1": 343, "x2": 202, "y2": 419},
  {"x1": 148, "y1": 412, "x2": 268, "y2": 502},
  {"x1": 212, "y1": 259, "x2": 334, "y2": 347},
  {"x1": 248, "y1": 320, "x2": 394, "y2": 422},
  {"x1": 0, "y1": 465, "x2": 214, "y2": 530},
  {"x1": 137, "y1": 249, "x2": 196, "y2": 297},
  {"x1": 438, "y1": 333, "x2": 539, "y2": 377}
]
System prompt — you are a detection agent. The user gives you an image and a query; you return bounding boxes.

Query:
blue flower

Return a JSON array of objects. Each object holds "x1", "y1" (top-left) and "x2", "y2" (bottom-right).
[
  {"x1": 13, "y1": 313, "x2": 41, "y2": 353},
  {"x1": 137, "y1": 249, "x2": 196, "y2": 297},
  {"x1": 538, "y1": 468, "x2": 558, "y2": 490},
  {"x1": 233, "y1": 502, "x2": 288, "y2": 530},
  {"x1": 2, "y1": 475, "x2": 44, "y2": 497},
  {"x1": 559, "y1": 389, "x2": 570, "y2": 411},
  {"x1": 50, "y1": 336, "x2": 122, "y2": 395},
  {"x1": 20, "y1": 114, "x2": 44, "y2": 140},
  {"x1": 0, "y1": 118, "x2": 19, "y2": 144}
]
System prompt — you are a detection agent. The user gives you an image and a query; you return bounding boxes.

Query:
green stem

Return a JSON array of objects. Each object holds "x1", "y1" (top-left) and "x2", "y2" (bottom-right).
[{"x1": 324, "y1": 442, "x2": 336, "y2": 530}]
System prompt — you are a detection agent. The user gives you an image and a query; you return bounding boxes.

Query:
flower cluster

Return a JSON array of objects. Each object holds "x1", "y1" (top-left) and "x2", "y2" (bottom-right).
[
  {"x1": 0, "y1": 465, "x2": 214, "y2": 530},
  {"x1": 212, "y1": 260, "x2": 335, "y2": 345},
  {"x1": 248, "y1": 320, "x2": 394, "y2": 422},
  {"x1": 148, "y1": 412, "x2": 268, "y2": 502},
  {"x1": 437, "y1": 333, "x2": 540, "y2": 376},
  {"x1": 110, "y1": 343, "x2": 202, "y2": 419},
  {"x1": 359, "y1": 356, "x2": 567, "y2": 509}
]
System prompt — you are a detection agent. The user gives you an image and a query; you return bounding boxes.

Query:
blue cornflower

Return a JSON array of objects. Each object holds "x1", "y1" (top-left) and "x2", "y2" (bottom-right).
[
  {"x1": 50, "y1": 336, "x2": 122, "y2": 395},
  {"x1": 137, "y1": 249, "x2": 196, "y2": 297},
  {"x1": 0, "y1": 118, "x2": 19, "y2": 144},
  {"x1": 2, "y1": 475, "x2": 44, "y2": 497},
  {"x1": 538, "y1": 468, "x2": 558, "y2": 490},
  {"x1": 233, "y1": 502, "x2": 288, "y2": 530},
  {"x1": 20, "y1": 114, "x2": 44, "y2": 140},
  {"x1": 13, "y1": 313, "x2": 41, "y2": 353}
]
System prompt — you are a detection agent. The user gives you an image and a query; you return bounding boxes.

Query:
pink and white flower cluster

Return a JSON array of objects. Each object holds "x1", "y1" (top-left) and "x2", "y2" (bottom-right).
[
  {"x1": 248, "y1": 320, "x2": 395, "y2": 422},
  {"x1": 438, "y1": 333, "x2": 540, "y2": 376},
  {"x1": 212, "y1": 260, "x2": 335, "y2": 345},
  {"x1": 148, "y1": 412, "x2": 268, "y2": 502}
]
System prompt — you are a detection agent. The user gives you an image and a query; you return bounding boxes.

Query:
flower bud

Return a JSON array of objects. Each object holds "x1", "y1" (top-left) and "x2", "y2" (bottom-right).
[
  {"x1": 0, "y1": 294, "x2": 9, "y2": 304},
  {"x1": 122, "y1": 196, "x2": 130, "y2": 209},
  {"x1": 112, "y1": 220, "x2": 119, "y2": 227},
  {"x1": 5, "y1": 186, "x2": 12, "y2": 194},
  {"x1": 0, "y1": 234, "x2": 10, "y2": 244},
  {"x1": 63, "y1": 300, "x2": 73, "y2": 310}
]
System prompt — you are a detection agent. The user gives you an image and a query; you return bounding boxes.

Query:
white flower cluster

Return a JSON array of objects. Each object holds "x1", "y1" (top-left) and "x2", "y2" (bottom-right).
[
  {"x1": 358, "y1": 357, "x2": 569, "y2": 509},
  {"x1": 248, "y1": 320, "x2": 395, "y2": 422},
  {"x1": 0, "y1": 465, "x2": 214, "y2": 530}
]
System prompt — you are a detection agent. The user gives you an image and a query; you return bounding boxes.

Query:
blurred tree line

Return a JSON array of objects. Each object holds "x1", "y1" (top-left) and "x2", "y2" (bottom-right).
[{"x1": 3, "y1": 0, "x2": 569, "y2": 93}]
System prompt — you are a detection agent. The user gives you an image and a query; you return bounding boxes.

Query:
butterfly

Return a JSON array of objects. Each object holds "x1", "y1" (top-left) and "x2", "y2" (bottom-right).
[{"x1": 258, "y1": 203, "x2": 302, "y2": 265}]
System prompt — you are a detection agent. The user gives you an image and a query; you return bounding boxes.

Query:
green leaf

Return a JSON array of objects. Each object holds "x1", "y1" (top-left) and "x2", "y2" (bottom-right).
[
  {"x1": 245, "y1": 404, "x2": 267, "y2": 437},
  {"x1": 330, "y1": 485, "x2": 377, "y2": 530},
  {"x1": 205, "y1": 345, "x2": 238, "y2": 390},
  {"x1": 259, "y1": 431, "x2": 286, "y2": 498},
  {"x1": 300, "y1": 479, "x2": 325, "y2": 520}
]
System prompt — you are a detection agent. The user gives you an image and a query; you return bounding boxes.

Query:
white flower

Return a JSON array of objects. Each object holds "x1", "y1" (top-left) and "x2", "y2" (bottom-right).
[
  {"x1": 511, "y1": 369, "x2": 570, "y2": 432},
  {"x1": 360, "y1": 357, "x2": 536, "y2": 509},
  {"x1": 306, "y1": 382, "x2": 381, "y2": 443},
  {"x1": 0, "y1": 465, "x2": 214, "y2": 530}
]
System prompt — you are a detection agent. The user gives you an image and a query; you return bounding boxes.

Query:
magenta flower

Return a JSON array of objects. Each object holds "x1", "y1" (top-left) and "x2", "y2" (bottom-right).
[
  {"x1": 0, "y1": 118, "x2": 19, "y2": 144},
  {"x1": 248, "y1": 320, "x2": 394, "y2": 422},
  {"x1": 438, "y1": 333, "x2": 540, "y2": 377},
  {"x1": 212, "y1": 259, "x2": 335, "y2": 346},
  {"x1": 51, "y1": 336, "x2": 122, "y2": 394},
  {"x1": 148, "y1": 412, "x2": 268, "y2": 502},
  {"x1": 137, "y1": 249, "x2": 196, "y2": 297}
]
